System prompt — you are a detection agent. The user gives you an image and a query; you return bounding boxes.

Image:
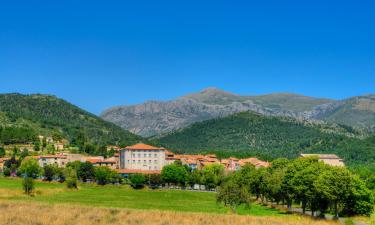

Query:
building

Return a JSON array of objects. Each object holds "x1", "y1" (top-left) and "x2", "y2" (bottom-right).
[
  {"x1": 119, "y1": 143, "x2": 166, "y2": 171},
  {"x1": 87, "y1": 156, "x2": 117, "y2": 169},
  {"x1": 239, "y1": 157, "x2": 270, "y2": 168},
  {"x1": 35, "y1": 155, "x2": 67, "y2": 167},
  {"x1": 300, "y1": 154, "x2": 345, "y2": 167},
  {"x1": 221, "y1": 157, "x2": 241, "y2": 171}
]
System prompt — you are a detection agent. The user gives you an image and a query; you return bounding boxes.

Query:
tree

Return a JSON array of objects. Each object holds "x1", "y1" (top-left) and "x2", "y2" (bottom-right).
[
  {"x1": 22, "y1": 177, "x2": 34, "y2": 195},
  {"x1": 188, "y1": 169, "x2": 203, "y2": 187},
  {"x1": 19, "y1": 148, "x2": 29, "y2": 160},
  {"x1": 148, "y1": 174, "x2": 162, "y2": 188},
  {"x1": 19, "y1": 158, "x2": 41, "y2": 178},
  {"x1": 43, "y1": 164, "x2": 57, "y2": 181},
  {"x1": 94, "y1": 166, "x2": 114, "y2": 185},
  {"x1": 130, "y1": 174, "x2": 147, "y2": 189},
  {"x1": 33, "y1": 141, "x2": 40, "y2": 151},
  {"x1": 201, "y1": 163, "x2": 225, "y2": 189},
  {"x1": 77, "y1": 161, "x2": 95, "y2": 182},
  {"x1": 161, "y1": 162, "x2": 189, "y2": 186},
  {"x1": 342, "y1": 175, "x2": 374, "y2": 216},
  {"x1": 4, "y1": 156, "x2": 21, "y2": 176},
  {"x1": 314, "y1": 166, "x2": 353, "y2": 218},
  {"x1": 0, "y1": 146, "x2": 5, "y2": 157},
  {"x1": 217, "y1": 175, "x2": 252, "y2": 212},
  {"x1": 64, "y1": 167, "x2": 78, "y2": 189}
]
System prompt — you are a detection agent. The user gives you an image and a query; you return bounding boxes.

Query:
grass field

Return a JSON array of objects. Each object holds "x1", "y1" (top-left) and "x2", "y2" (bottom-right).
[
  {"x1": 0, "y1": 177, "x2": 281, "y2": 215},
  {"x1": 0, "y1": 177, "x2": 341, "y2": 225}
]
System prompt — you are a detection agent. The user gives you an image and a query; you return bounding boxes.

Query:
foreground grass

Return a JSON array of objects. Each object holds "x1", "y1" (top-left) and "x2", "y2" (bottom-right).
[
  {"x1": 0, "y1": 177, "x2": 280, "y2": 215},
  {"x1": 0, "y1": 200, "x2": 340, "y2": 225}
]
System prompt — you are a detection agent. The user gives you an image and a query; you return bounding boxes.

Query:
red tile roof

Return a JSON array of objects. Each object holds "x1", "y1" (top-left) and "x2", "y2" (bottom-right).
[{"x1": 124, "y1": 143, "x2": 165, "y2": 151}]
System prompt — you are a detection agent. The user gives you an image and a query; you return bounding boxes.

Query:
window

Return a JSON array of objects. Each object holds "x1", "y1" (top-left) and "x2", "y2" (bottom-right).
[
  {"x1": 149, "y1": 154, "x2": 151, "y2": 157},
  {"x1": 132, "y1": 154, "x2": 135, "y2": 157},
  {"x1": 138, "y1": 153, "x2": 141, "y2": 157},
  {"x1": 149, "y1": 160, "x2": 151, "y2": 163},
  {"x1": 132, "y1": 160, "x2": 135, "y2": 163},
  {"x1": 154, "y1": 166, "x2": 157, "y2": 170},
  {"x1": 154, "y1": 160, "x2": 157, "y2": 164},
  {"x1": 154, "y1": 154, "x2": 157, "y2": 157},
  {"x1": 144, "y1": 154, "x2": 147, "y2": 157}
]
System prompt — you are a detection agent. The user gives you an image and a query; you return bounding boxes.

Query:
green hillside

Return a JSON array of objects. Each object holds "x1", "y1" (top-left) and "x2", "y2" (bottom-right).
[
  {"x1": 0, "y1": 93, "x2": 142, "y2": 146},
  {"x1": 155, "y1": 111, "x2": 375, "y2": 167}
]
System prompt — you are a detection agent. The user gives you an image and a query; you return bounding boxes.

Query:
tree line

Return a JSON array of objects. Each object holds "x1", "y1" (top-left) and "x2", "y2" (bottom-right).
[{"x1": 217, "y1": 157, "x2": 374, "y2": 218}]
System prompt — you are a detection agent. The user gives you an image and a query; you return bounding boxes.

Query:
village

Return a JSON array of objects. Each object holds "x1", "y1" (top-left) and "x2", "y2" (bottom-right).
[{"x1": 0, "y1": 139, "x2": 345, "y2": 179}]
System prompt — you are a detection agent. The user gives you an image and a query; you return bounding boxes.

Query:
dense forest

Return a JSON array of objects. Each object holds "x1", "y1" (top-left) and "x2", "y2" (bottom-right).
[
  {"x1": 0, "y1": 93, "x2": 142, "y2": 146},
  {"x1": 155, "y1": 112, "x2": 375, "y2": 167}
]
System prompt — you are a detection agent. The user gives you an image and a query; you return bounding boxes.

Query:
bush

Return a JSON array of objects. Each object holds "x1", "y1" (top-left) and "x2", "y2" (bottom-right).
[
  {"x1": 22, "y1": 177, "x2": 34, "y2": 195},
  {"x1": 130, "y1": 174, "x2": 146, "y2": 189},
  {"x1": 43, "y1": 164, "x2": 57, "y2": 181},
  {"x1": 3, "y1": 167, "x2": 11, "y2": 177},
  {"x1": 64, "y1": 167, "x2": 78, "y2": 189}
]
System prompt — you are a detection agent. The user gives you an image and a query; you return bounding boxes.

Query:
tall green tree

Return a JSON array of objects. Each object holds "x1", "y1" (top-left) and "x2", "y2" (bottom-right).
[{"x1": 314, "y1": 166, "x2": 353, "y2": 218}]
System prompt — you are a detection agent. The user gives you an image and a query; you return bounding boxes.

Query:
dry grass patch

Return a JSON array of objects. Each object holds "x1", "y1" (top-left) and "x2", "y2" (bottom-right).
[{"x1": 0, "y1": 200, "x2": 339, "y2": 225}]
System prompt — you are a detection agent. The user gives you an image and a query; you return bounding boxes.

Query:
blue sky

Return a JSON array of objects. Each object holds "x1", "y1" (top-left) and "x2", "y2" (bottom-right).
[{"x1": 1, "y1": 0, "x2": 374, "y2": 114}]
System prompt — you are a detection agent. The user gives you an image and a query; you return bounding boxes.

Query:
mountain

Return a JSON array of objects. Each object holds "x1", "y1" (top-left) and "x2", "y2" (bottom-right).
[
  {"x1": 309, "y1": 95, "x2": 375, "y2": 131},
  {"x1": 101, "y1": 88, "x2": 334, "y2": 137},
  {"x1": 154, "y1": 111, "x2": 375, "y2": 167},
  {"x1": 0, "y1": 93, "x2": 142, "y2": 146}
]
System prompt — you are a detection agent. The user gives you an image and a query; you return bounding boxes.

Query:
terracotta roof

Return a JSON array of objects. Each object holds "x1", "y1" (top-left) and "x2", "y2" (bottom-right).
[
  {"x1": 87, "y1": 158, "x2": 116, "y2": 164},
  {"x1": 117, "y1": 169, "x2": 161, "y2": 174},
  {"x1": 239, "y1": 158, "x2": 270, "y2": 168},
  {"x1": 124, "y1": 143, "x2": 165, "y2": 151}
]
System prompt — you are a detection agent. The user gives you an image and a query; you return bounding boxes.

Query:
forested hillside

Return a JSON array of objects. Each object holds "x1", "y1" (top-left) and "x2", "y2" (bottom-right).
[
  {"x1": 0, "y1": 93, "x2": 142, "y2": 146},
  {"x1": 155, "y1": 111, "x2": 375, "y2": 167}
]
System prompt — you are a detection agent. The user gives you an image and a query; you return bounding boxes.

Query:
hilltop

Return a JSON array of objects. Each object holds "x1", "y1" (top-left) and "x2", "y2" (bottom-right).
[{"x1": 0, "y1": 93, "x2": 142, "y2": 146}]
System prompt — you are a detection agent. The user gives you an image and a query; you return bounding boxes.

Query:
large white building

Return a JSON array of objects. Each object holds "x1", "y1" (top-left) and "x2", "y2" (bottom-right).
[{"x1": 119, "y1": 143, "x2": 166, "y2": 172}]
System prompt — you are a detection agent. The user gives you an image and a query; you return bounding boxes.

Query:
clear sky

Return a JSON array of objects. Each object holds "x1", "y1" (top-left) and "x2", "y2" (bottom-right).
[{"x1": 1, "y1": 0, "x2": 374, "y2": 114}]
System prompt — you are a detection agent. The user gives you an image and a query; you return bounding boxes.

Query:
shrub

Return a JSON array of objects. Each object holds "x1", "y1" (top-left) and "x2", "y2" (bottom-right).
[
  {"x1": 130, "y1": 174, "x2": 146, "y2": 189},
  {"x1": 22, "y1": 177, "x2": 34, "y2": 195},
  {"x1": 3, "y1": 167, "x2": 11, "y2": 176},
  {"x1": 64, "y1": 167, "x2": 78, "y2": 189}
]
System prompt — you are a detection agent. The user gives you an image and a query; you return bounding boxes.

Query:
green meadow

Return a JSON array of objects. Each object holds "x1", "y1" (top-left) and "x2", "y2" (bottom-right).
[{"x1": 0, "y1": 177, "x2": 283, "y2": 216}]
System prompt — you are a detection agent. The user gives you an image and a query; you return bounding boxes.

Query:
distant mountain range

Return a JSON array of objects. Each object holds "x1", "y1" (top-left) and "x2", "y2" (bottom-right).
[
  {"x1": 0, "y1": 93, "x2": 142, "y2": 146},
  {"x1": 100, "y1": 88, "x2": 375, "y2": 137}
]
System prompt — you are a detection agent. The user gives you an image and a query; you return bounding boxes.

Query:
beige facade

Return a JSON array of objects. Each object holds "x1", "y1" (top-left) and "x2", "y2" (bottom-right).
[
  {"x1": 37, "y1": 155, "x2": 67, "y2": 167},
  {"x1": 300, "y1": 154, "x2": 345, "y2": 167},
  {"x1": 119, "y1": 143, "x2": 166, "y2": 171}
]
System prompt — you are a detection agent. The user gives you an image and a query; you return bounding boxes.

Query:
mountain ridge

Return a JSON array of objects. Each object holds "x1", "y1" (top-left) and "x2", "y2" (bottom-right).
[{"x1": 101, "y1": 88, "x2": 374, "y2": 137}]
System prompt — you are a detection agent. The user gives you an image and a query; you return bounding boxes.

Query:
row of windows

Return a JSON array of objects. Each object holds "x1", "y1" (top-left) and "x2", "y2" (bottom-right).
[
  {"x1": 132, "y1": 153, "x2": 159, "y2": 158},
  {"x1": 128, "y1": 159, "x2": 159, "y2": 164},
  {"x1": 130, "y1": 150, "x2": 161, "y2": 153}
]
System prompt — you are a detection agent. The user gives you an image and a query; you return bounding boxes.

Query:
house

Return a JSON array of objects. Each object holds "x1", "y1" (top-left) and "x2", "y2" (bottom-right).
[
  {"x1": 54, "y1": 142, "x2": 64, "y2": 151},
  {"x1": 300, "y1": 154, "x2": 345, "y2": 167},
  {"x1": 64, "y1": 153, "x2": 86, "y2": 163},
  {"x1": 239, "y1": 157, "x2": 270, "y2": 168},
  {"x1": 119, "y1": 143, "x2": 167, "y2": 172},
  {"x1": 86, "y1": 156, "x2": 117, "y2": 169},
  {"x1": 221, "y1": 157, "x2": 241, "y2": 171},
  {"x1": 36, "y1": 155, "x2": 67, "y2": 167}
]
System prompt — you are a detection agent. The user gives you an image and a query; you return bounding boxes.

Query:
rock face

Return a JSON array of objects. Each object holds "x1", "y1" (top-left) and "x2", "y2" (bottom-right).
[{"x1": 100, "y1": 88, "x2": 375, "y2": 137}]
